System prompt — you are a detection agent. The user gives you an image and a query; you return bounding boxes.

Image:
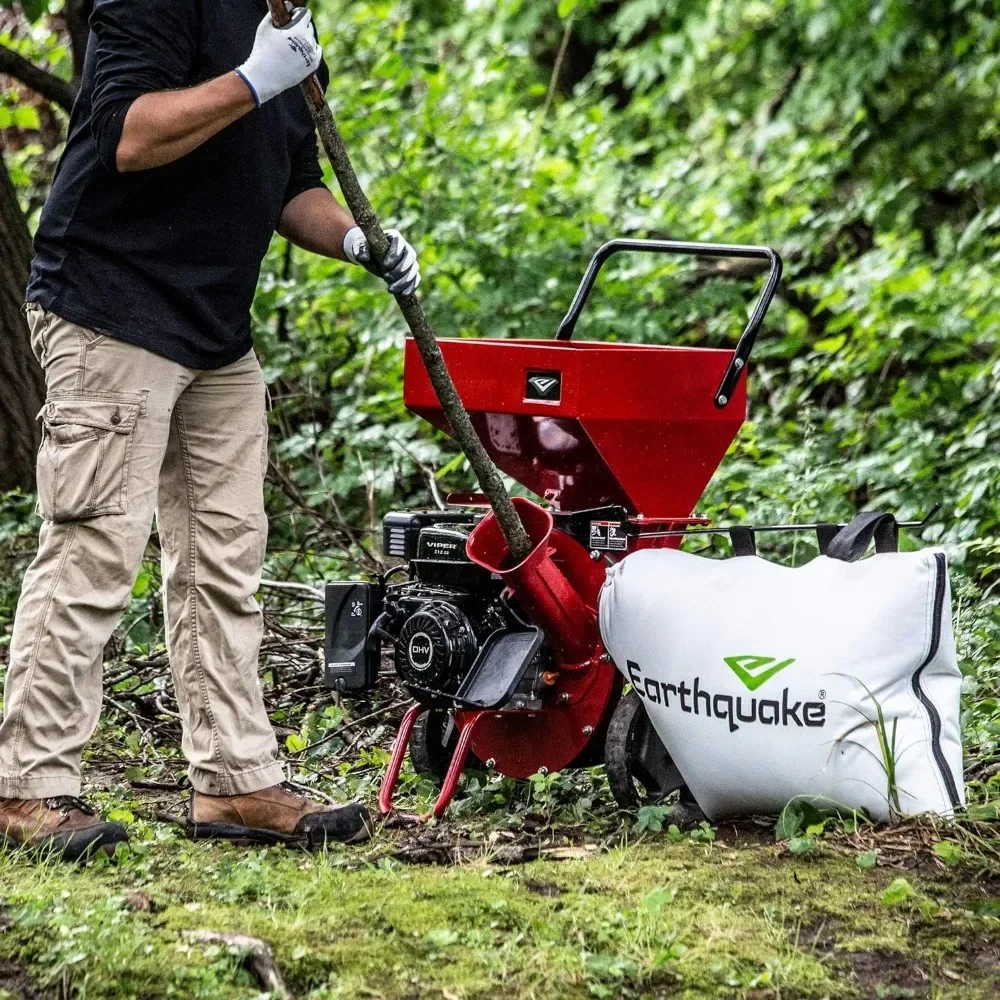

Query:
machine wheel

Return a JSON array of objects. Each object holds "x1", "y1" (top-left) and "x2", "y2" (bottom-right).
[
  {"x1": 605, "y1": 690, "x2": 687, "y2": 809},
  {"x1": 409, "y1": 709, "x2": 482, "y2": 780}
]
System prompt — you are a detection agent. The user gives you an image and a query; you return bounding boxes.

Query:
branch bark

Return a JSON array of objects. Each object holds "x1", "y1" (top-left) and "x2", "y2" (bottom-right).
[
  {"x1": 184, "y1": 932, "x2": 292, "y2": 999},
  {"x1": 0, "y1": 43, "x2": 77, "y2": 112},
  {"x1": 752, "y1": 64, "x2": 802, "y2": 169},
  {"x1": 266, "y1": 0, "x2": 532, "y2": 563}
]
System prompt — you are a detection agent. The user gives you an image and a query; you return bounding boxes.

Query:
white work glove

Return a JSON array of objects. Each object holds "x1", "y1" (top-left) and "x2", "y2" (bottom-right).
[
  {"x1": 236, "y1": 6, "x2": 322, "y2": 108},
  {"x1": 343, "y1": 226, "x2": 422, "y2": 298}
]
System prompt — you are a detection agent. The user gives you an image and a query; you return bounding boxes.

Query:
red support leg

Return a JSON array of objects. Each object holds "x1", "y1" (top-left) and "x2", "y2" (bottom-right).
[
  {"x1": 378, "y1": 703, "x2": 423, "y2": 816},
  {"x1": 426, "y1": 711, "x2": 486, "y2": 821}
]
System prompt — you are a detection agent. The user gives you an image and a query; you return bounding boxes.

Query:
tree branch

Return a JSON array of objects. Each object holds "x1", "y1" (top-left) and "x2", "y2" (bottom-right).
[
  {"x1": 0, "y1": 43, "x2": 77, "y2": 112},
  {"x1": 752, "y1": 64, "x2": 802, "y2": 168}
]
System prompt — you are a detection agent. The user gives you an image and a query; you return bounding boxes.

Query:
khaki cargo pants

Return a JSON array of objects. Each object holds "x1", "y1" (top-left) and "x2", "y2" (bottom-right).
[{"x1": 0, "y1": 305, "x2": 284, "y2": 798}]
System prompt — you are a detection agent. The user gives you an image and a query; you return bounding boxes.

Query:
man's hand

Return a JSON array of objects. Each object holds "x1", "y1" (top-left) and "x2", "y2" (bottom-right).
[
  {"x1": 235, "y1": 7, "x2": 322, "y2": 108},
  {"x1": 343, "y1": 227, "x2": 422, "y2": 298}
]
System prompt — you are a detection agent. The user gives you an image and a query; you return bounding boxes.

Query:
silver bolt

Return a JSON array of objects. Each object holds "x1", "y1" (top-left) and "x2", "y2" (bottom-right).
[
  {"x1": 582, "y1": 725, "x2": 594, "y2": 736},
  {"x1": 558, "y1": 693, "x2": 570, "y2": 704},
  {"x1": 600, "y1": 652, "x2": 611, "y2": 663},
  {"x1": 485, "y1": 758, "x2": 496, "y2": 769},
  {"x1": 718, "y1": 394, "x2": 728, "y2": 406},
  {"x1": 538, "y1": 767, "x2": 549, "y2": 777},
  {"x1": 734, "y1": 358, "x2": 744, "y2": 370},
  {"x1": 590, "y1": 550, "x2": 602, "y2": 561},
  {"x1": 513, "y1": 699, "x2": 525, "y2": 710}
]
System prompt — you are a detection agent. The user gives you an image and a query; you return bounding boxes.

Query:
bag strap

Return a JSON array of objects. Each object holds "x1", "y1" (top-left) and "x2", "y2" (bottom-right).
[
  {"x1": 815, "y1": 523, "x2": 840, "y2": 555},
  {"x1": 825, "y1": 512, "x2": 899, "y2": 563},
  {"x1": 729, "y1": 526, "x2": 757, "y2": 557}
]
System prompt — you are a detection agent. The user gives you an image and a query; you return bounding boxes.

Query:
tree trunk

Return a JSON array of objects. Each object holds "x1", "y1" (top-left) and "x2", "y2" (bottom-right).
[
  {"x1": 0, "y1": 151, "x2": 45, "y2": 492},
  {"x1": 63, "y1": 0, "x2": 94, "y2": 85}
]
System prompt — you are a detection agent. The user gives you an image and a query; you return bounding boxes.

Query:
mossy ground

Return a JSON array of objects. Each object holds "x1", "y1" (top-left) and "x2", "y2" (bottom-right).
[{"x1": 1, "y1": 781, "x2": 998, "y2": 1000}]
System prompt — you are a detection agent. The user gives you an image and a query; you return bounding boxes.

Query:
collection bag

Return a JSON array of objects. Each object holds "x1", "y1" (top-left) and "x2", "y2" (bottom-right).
[{"x1": 598, "y1": 513, "x2": 965, "y2": 822}]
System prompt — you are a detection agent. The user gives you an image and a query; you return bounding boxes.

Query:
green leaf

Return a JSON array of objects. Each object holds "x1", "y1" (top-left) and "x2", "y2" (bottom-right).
[
  {"x1": 13, "y1": 106, "x2": 41, "y2": 131},
  {"x1": 634, "y1": 805, "x2": 669, "y2": 834},
  {"x1": 856, "y1": 851, "x2": 878, "y2": 870},
  {"x1": 881, "y1": 878, "x2": 915, "y2": 907},
  {"x1": 775, "y1": 799, "x2": 824, "y2": 841},
  {"x1": 642, "y1": 887, "x2": 676, "y2": 913},
  {"x1": 966, "y1": 803, "x2": 1000, "y2": 821},
  {"x1": 932, "y1": 841, "x2": 963, "y2": 867},
  {"x1": 107, "y1": 808, "x2": 135, "y2": 825},
  {"x1": 19, "y1": 0, "x2": 49, "y2": 22},
  {"x1": 787, "y1": 836, "x2": 816, "y2": 856},
  {"x1": 813, "y1": 335, "x2": 846, "y2": 353},
  {"x1": 285, "y1": 733, "x2": 308, "y2": 753},
  {"x1": 424, "y1": 928, "x2": 459, "y2": 949}
]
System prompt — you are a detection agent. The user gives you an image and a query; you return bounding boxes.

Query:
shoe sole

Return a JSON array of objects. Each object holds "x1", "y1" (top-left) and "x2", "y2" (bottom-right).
[
  {"x1": 185, "y1": 821, "x2": 372, "y2": 848},
  {"x1": 0, "y1": 825, "x2": 128, "y2": 863}
]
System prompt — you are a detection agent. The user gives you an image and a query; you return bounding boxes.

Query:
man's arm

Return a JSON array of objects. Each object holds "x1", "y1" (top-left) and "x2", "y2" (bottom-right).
[
  {"x1": 109, "y1": 6, "x2": 321, "y2": 173},
  {"x1": 280, "y1": 189, "x2": 422, "y2": 296},
  {"x1": 278, "y1": 187, "x2": 354, "y2": 260},
  {"x1": 117, "y1": 74, "x2": 255, "y2": 173}
]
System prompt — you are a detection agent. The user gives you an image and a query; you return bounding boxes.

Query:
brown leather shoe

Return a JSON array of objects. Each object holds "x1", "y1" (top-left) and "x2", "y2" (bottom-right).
[
  {"x1": 186, "y1": 783, "x2": 372, "y2": 848},
  {"x1": 0, "y1": 796, "x2": 128, "y2": 861}
]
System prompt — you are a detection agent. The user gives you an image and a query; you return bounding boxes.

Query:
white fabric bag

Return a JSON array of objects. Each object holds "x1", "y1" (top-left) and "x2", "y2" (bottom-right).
[{"x1": 598, "y1": 513, "x2": 965, "y2": 822}]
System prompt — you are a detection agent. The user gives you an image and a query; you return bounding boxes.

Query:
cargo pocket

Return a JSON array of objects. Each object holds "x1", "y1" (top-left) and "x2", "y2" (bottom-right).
[{"x1": 36, "y1": 394, "x2": 141, "y2": 522}]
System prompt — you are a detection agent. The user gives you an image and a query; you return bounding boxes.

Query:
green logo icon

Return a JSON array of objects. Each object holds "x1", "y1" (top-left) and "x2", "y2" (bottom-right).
[{"x1": 724, "y1": 655, "x2": 796, "y2": 691}]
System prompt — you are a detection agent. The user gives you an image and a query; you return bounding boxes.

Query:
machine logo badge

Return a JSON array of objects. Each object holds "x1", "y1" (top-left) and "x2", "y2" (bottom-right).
[
  {"x1": 530, "y1": 377, "x2": 558, "y2": 394},
  {"x1": 350, "y1": 601, "x2": 364, "y2": 618},
  {"x1": 525, "y1": 370, "x2": 562, "y2": 402},
  {"x1": 408, "y1": 632, "x2": 434, "y2": 670},
  {"x1": 724, "y1": 655, "x2": 796, "y2": 692}
]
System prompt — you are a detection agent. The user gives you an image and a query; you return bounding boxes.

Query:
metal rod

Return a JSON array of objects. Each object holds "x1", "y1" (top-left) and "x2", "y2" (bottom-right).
[
  {"x1": 267, "y1": 0, "x2": 532, "y2": 563},
  {"x1": 634, "y1": 506, "x2": 939, "y2": 540}
]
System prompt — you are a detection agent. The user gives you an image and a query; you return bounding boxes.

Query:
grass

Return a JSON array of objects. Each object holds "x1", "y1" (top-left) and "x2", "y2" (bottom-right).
[
  {"x1": 2, "y1": 537, "x2": 999, "y2": 999},
  {"x1": 2, "y1": 794, "x2": 1000, "y2": 1000}
]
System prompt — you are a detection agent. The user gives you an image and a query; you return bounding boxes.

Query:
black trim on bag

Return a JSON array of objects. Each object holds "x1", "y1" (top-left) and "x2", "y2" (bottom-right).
[
  {"x1": 729, "y1": 526, "x2": 757, "y2": 557},
  {"x1": 911, "y1": 552, "x2": 962, "y2": 810}
]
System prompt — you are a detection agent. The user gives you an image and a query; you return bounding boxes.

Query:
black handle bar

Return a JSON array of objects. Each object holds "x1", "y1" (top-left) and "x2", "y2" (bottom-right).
[{"x1": 554, "y1": 239, "x2": 783, "y2": 409}]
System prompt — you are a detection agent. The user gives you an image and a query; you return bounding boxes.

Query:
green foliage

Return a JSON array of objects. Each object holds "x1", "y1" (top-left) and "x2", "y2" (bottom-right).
[
  {"x1": 881, "y1": 876, "x2": 916, "y2": 907},
  {"x1": 0, "y1": 0, "x2": 49, "y2": 23},
  {"x1": 775, "y1": 798, "x2": 828, "y2": 840},
  {"x1": 933, "y1": 839, "x2": 965, "y2": 867}
]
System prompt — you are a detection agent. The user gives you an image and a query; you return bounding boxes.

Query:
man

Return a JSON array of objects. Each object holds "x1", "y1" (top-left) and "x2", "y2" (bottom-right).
[{"x1": 0, "y1": 0, "x2": 419, "y2": 859}]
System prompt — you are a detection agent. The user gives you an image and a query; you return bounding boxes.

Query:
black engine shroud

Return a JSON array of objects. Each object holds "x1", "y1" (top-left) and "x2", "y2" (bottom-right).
[{"x1": 325, "y1": 511, "x2": 552, "y2": 709}]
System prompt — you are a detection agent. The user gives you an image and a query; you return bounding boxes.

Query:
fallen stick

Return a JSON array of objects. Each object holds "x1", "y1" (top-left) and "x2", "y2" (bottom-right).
[
  {"x1": 266, "y1": 0, "x2": 532, "y2": 564},
  {"x1": 185, "y1": 931, "x2": 292, "y2": 999}
]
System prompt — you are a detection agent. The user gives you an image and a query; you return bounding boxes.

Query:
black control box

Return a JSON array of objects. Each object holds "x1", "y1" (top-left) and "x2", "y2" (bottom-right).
[{"x1": 324, "y1": 582, "x2": 382, "y2": 692}]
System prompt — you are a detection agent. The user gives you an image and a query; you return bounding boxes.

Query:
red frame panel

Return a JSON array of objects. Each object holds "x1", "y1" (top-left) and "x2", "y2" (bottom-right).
[{"x1": 404, "y1": 338, "x2": 746, "y2": 516}]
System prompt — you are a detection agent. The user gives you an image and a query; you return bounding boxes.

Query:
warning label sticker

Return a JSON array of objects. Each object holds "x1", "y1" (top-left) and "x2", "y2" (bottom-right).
[{"x1": 589, "y1": 520, "x2": 629, "y2": 552}]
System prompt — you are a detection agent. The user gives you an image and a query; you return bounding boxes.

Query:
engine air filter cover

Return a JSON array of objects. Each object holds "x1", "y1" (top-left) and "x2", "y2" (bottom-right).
[{"x1": 397, "y1": 602, "x2": 477, "y2": 693}]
